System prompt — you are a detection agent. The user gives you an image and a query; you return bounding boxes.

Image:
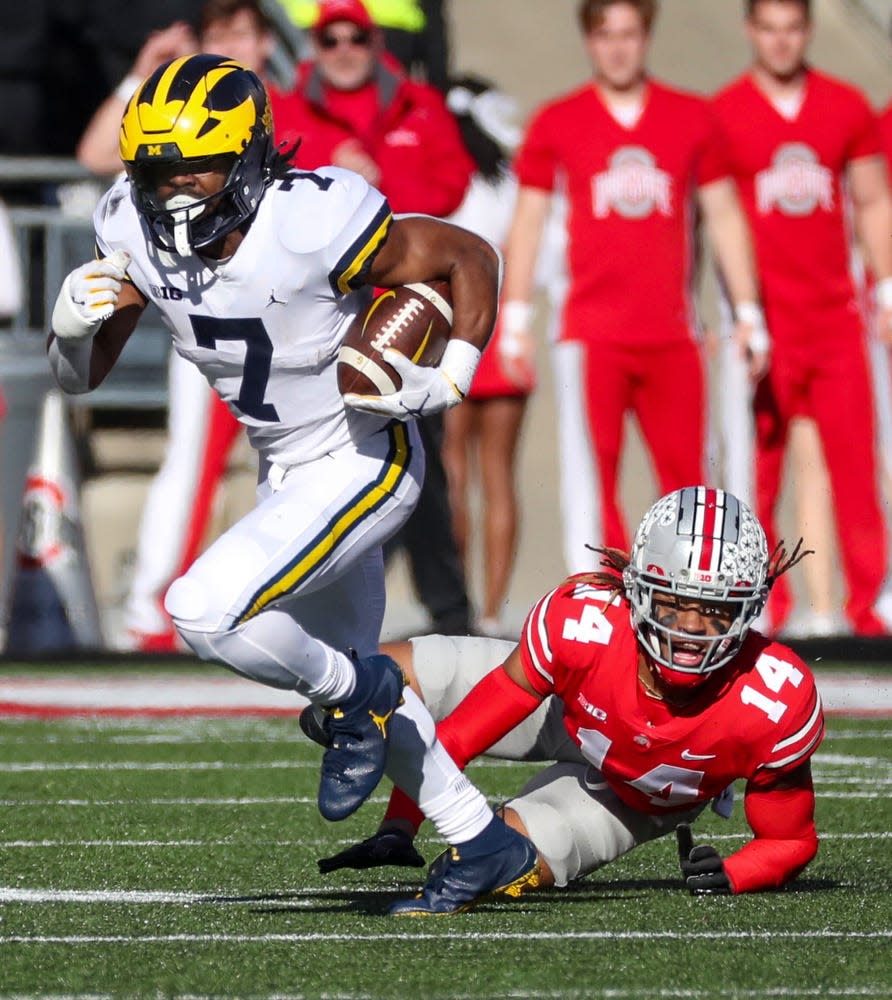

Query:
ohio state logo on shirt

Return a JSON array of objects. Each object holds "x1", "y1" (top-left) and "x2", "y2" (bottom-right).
[
  {"x1": 755, "y1": 143, "x2": 834, "y2": 217},
  {"x1": 592, "y1": 147, "x2": 673, "y2": 220}
]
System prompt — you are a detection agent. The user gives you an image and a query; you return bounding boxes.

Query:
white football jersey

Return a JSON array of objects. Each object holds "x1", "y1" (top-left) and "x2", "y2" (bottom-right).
[{"x1": 93, "y1": 166, "x2": 393, "y2": 467}]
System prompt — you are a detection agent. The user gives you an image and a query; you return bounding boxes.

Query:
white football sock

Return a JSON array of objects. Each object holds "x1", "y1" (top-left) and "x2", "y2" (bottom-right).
[{"x1": 386, "y1": 688, "x2": 493, "y2": 845}]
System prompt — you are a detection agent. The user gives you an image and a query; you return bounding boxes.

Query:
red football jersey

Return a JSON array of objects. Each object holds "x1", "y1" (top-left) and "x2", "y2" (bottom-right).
[
  {"x1": 519, "y1": 581, "x2": 824, "y2": 815},
  {"x1": 513, "y1": 79, "x2": 727, "y2": 346},
  {"x1": 712, "y1": 70, "x2": 881, "y2": 340}
]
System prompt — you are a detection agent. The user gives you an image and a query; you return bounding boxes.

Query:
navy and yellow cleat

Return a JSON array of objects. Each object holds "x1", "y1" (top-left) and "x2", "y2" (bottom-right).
[
  {"x1": 317, "y1": 653, "x2": 406, "y2": 822},
  {"x1": 389, "y1": 817, "x2": 541, "y2": 916}
]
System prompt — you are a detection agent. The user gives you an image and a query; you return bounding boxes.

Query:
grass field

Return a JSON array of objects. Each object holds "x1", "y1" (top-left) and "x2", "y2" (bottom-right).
[{"x1": 0, "y1": 664, "x2": 890, "y2": 999}]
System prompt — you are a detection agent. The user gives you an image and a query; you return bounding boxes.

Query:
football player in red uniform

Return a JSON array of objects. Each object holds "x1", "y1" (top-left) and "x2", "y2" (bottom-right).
[
  {"x1": 310, "y1": 486, "x2": 823, "y2": 914},
  {"x1": 712, "y1": 0, "x2": 892, "y2": 636}
]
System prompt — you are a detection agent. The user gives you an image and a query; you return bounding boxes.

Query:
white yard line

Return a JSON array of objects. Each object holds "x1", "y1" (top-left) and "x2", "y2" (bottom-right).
[
  {"x1": 0, "y1": 929, "x2": 889, "y2": 943},
  {"x1": 1, "y1": 831, "x2": 888, "y2": 849}
]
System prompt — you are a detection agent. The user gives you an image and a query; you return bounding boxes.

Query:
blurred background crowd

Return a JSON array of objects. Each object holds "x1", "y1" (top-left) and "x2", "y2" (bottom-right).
[{"x1": 0, "y1": 0, "x2": 891, "y2": 654}]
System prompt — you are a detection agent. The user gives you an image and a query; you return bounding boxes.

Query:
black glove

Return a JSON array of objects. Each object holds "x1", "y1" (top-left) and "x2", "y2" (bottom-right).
[
  {"x1": 318, "y1": 830, "x2": 426, "y2": 874},
  {"x1": 676, "y1": 823, "x2": 732, "y2": 895}
]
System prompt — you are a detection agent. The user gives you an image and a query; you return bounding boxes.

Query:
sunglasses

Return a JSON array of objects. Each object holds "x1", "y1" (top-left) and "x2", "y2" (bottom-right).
[{"x1": 317, "y1": 29, "x2": 372, "y2": 50}]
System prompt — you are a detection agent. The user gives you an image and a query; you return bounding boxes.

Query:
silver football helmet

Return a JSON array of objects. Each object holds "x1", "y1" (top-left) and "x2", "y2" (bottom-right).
[{"x1": 623, "y1": 486, "x2": 770, "y2": 683}]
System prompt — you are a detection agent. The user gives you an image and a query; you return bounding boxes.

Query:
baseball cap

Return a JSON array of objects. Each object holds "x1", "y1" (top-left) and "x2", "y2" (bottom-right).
[{"x1": 314, "y1": 0, "x2": 374, "y2": 32}]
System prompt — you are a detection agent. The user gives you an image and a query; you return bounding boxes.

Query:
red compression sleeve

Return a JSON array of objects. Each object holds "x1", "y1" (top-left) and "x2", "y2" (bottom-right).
[
  {"x1": 723, "y1": 777, "x2": 819, "y2": 893},
  {"x1": 380, "y1": 665, "x2": 543, "y2": 835},
  {"x1": 435, "y1": 665, "x2": 544, "y2": 769}
]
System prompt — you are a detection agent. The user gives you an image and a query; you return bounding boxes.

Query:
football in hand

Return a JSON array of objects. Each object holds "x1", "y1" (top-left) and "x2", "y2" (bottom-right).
[{"x1": 337, "y1": 281, "x2": 453, "y2": 397}]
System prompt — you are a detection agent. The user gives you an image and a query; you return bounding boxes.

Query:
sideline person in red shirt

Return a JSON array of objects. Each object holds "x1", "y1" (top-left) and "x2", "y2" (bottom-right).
[
  {"x1": 499, "y1": 0, "x2": 767, "y2": 573},
  {"x1": 274, "y1": 0, "x2": 473, "y2": 217},
  {"x1": 712, "y1": 0, "x2": 892, "y2": 636}
]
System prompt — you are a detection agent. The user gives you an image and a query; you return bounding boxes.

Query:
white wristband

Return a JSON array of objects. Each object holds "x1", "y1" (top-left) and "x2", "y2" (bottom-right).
[
  {"x1": 876, "y1": 277, "x2": 892, "y2": 311},
  {"x1": 501, "y1": 300, "x2": 534, "y2": 337},
  {"x1": 439, "y1": 338, "x2": 482, "y2": 399},
  {"x1": 115, "y1": 74, "x2": 141, "y2": 103},
  {"x1": 735, "y1": 300, "x2": 769, "y2": 354}
]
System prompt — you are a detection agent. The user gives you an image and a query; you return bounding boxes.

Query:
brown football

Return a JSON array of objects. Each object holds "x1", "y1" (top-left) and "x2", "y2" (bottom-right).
[{"x1": 337, "y1": 280, "x2": 453, "y2": 396}]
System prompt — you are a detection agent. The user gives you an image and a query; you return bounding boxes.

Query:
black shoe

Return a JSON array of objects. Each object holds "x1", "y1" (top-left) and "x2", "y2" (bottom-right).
[
  {"x1": 389, "y1": 818, "x2": 540, "y2": 915},
  {"x1": 317, "y1": 653, "x2": 405, "y2": 822},
  {"x1": 318, "y1": 829, "x2": 426, "y2": 873}
]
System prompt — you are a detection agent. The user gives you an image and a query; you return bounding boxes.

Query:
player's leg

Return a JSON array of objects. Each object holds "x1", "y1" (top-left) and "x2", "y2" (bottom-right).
[
  {"x1": 783, "y1": 418, "x2": 839, "y2": 637},
  {"x1": 634, "y1": 339, "x2": 707, "y2": 493},
  {"x1": 313, "y1": 634, "x2": 580, "y2": 875},
  {"x1": 867, "y1": 336, "x2": 892, "y2": 626},
  {"x1": 552, "y1": 340, "x2": 629, "y2": 571},
  {"x1": 476, "y1": 395, "x2": 528, "y2": 632},
  {"x1": 717, "y1": 314, "x2": 756, "y2": 504},
  {"x1": 441, "y1": 396, "x2": 475, "y2": 566},
  {"x1": 503, "y1": 762, "x2": 706, "y2": 887},
  {"x1": 753, "y1": 370, "x2": 793, "y2": 634},
  {"x1": 165, "y1": 420, "x2": 424, "y2": 819},
  {"x1": 810, "y1": 335, "x2": 889, "y2": 635},
  {"x1": 124, "y1": 351, "x2": 241, "y2": 651}
]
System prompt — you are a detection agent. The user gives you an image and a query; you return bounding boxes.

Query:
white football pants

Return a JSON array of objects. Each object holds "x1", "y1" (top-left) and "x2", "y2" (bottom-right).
[{"x1": 165, "y1": 420, "x2": 422, "y2": 693}]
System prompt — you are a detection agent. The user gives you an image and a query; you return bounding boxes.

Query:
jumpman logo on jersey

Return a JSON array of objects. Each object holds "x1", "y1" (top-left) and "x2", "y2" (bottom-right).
[{"x1": 266, "y1": 289, "x2": 287, "y2": 307}]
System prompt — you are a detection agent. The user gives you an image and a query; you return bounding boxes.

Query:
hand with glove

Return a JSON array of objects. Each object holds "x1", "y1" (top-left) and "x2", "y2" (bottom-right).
[
  {"x1": 344, "y1": 339, "x2": 481, "y2": 420},
  {"x1": 51, "y1": 250, "x2": 131, "y2": 342},
  {"x1": 676, "y1": 823, "x2": 732, "y2": 895},
  {"x1": 317, "y1": 829, "x2": 426, "y2": 873}
]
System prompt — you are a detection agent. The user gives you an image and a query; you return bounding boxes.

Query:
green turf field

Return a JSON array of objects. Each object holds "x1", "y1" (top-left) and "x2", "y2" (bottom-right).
[{"x1": 0, "y1": 688, "x2": 889, "y2": 998}]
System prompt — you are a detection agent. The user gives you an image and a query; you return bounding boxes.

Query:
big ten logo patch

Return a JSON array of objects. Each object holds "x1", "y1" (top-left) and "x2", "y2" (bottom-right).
[
  {"x1": 150, "y1": 284, "x2": 184, "y2": 301},
  {"x1": 591, "y1": 147, "x2": 673, "y2": 220}
]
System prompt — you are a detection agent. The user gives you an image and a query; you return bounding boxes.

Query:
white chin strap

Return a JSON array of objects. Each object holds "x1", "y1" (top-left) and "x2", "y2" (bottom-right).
[{"x1": 165, "y1": 194, "x2": 207, "y2": 256}]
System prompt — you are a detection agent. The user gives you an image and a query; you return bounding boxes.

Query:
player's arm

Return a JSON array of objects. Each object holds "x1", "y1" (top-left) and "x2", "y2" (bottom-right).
[
  {"x1": 848, "y1": 154, "x2": 892, "y2": 344},
  {"x1": 677, "y1": 761, "x2": 818, "y2": 895},
  {"x1": 499, "y1": 185, "x2": 551, "y2": 386},
  {"x1": 47, "y1": 252, "x2": 147, "y2": 393},
  {"x1": 697, "y1": 177, "x2": 769, "y2": 380},
  {"x1": 345, "y1": 215, "x2": 500, "y2": 418}
]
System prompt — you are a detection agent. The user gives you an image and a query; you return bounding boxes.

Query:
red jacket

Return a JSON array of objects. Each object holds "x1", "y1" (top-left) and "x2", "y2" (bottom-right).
[{"x1": 272, "y1": 59, "x2": 473, "y2": 217}]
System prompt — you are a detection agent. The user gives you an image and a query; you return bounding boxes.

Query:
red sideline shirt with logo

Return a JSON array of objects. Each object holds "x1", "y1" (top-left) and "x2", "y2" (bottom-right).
[
  {"x1": 513, "y1": 80, "x2": 728, "y2": 346},
  {"x1": 713, "y1": 70, "x2": 881, "y2": 341},
  {"x1": 518, "y1": 581, "x2": 824, "y2": 815}
]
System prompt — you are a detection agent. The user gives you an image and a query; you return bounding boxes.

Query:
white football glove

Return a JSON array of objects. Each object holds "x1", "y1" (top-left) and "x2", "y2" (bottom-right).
[
  {"x1": 344, "y1": 339, "x2": 482, "y2": 420},
  {"x1": 51, "y1": 250, "x2": 131, "y2": 341}
]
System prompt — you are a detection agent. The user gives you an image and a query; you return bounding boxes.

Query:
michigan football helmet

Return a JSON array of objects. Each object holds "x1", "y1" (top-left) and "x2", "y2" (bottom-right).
[
  {"x1": 119, "y1": 54, "x2": 274, "y2": 255},
  {"x1": 623, "y1": 486, "x2": 770, "y2": 686}
]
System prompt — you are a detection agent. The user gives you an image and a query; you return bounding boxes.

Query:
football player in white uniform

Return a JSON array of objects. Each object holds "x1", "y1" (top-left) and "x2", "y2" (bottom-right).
[{"x1": 47, "y1": 53, "x2": 539, "y2": 906}]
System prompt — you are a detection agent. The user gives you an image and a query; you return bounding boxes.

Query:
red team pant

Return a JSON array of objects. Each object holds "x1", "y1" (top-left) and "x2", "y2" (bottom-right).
[
  {"x1": 754, "y1": 316, "x2": 889, "y2": 634},
  {"x1": 555, "y1": 337, "x2": 706, "y2": 563}
]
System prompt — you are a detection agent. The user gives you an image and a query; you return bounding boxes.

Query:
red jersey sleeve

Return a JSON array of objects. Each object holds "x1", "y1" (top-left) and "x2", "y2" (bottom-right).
[
  {"x1": 519, "y1": 578, "x2": 622, "y2": 698},
  {"x1": 745, "y1": 649, "x2": 825, "y2": 788},
  {"x1": 518, "y1": 585, "x2": 564, "y2": 697},
  {"x1": 697, "y1": 102, "x2": 731, "y2": 187},
  {"x1": 513, "y1": 103, "x2": 562, "y2": 193},
  {"x1": 844, "y1": 88, "x2": 882, "y2": 163}
]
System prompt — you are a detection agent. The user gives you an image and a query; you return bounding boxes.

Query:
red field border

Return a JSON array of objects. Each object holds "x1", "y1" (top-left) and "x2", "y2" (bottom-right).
[{"x1": 0, "y1": 669, "x2": 890, "y2": 718}]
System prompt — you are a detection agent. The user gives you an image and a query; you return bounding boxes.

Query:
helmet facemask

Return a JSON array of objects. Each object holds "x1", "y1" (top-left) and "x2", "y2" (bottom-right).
[
  {"x1": 624, "y1": 487, "x2": 770, "y2": 689},
  {"x1": 120, "y1": 55, "x2": 275, "y2": 256}
]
